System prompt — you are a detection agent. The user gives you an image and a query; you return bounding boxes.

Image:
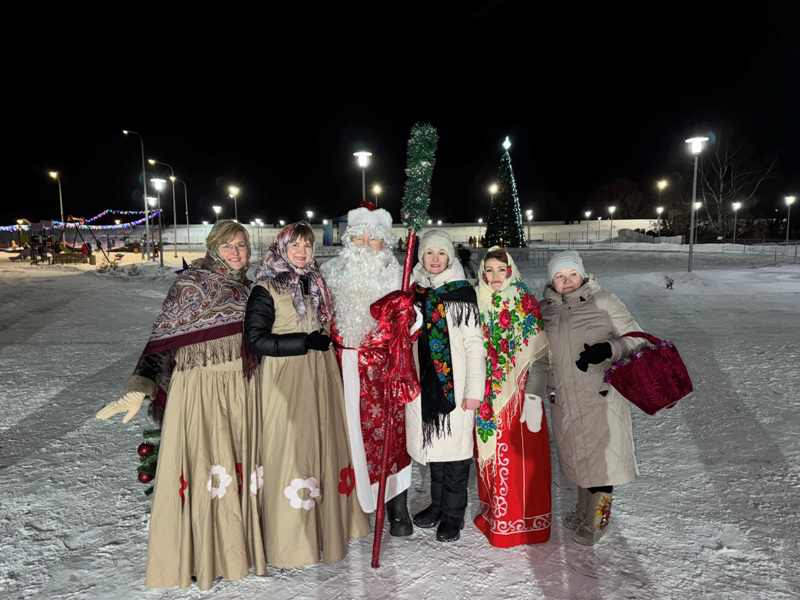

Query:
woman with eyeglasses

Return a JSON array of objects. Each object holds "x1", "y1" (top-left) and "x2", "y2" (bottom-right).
[{"x1": 96, "y1": 220, "x2": 265, "y2": 590}]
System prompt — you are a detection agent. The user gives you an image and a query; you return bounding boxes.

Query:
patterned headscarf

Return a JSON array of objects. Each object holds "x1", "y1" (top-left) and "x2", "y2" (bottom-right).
[
  {"x1": 254, "y1": 221, "x2": 333, "y2": 325},
  {"x1": 191, "y1": 248, "x2": 251, "y2": 286},
  {"x1": 476, "y1": 247, "x2": 548, "y2": 466}
]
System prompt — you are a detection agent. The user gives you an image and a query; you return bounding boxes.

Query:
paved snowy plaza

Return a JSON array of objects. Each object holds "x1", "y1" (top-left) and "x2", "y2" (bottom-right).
[{"x1": 1, "y1": 248, "x2": 798, "y2": 600}]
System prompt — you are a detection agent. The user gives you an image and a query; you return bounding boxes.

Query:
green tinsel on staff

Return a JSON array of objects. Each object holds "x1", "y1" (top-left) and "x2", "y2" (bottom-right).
[
  {"x1": 372, "y1": 122, "x2": 439, "y2": 569},
  {"x1": 401, "y1": 124, "x2": 439, "y2": 233}
]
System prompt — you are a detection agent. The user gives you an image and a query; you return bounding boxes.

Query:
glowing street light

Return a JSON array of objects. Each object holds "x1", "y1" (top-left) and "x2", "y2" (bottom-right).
[
  {"x1": 49, "y1": 171, "x2": 65, "y2": 224},
  {"x1": 786, "y1": 196, "x2": 797, "y2": 242},
  {"x1": 656, "y1": 206, "x2": 664, "y2": 241},
  {"x1": 123, "y1": 130, "x2": 151, "y2": 260},
  {"x1": 212, "y1": 205, "x2": 222, "y2": 222},
  {"x1": 279, "y1": 220, "x2": 286, "y2": 227},
  {"x1": 478, "y1": 217, "x2": 483, "y2": 245},
  {"x1": 437, "y1": 220, "x2": 442, "y2": 226},
  {"x1": 732, "y1": 202, "x2": 742, "y2": 245},
  {"x1": 489, "y1": 183, "x2": 498, "y2": 202},
  {"x1": 353, "y1": 151, "x2": 372, "y2": 200},
  {"x1": 149, "y1": 159, "x2": 178, "y2": 256},
  {"x1": 228, "y1": 186, "x2": 240, "y2": 222},
  {"x1": 608, "y1": 206, "x2": 616, "y2": 242},
  {"x1": 427, "y1": 219, "x2": 433, "y2": 225},
  {"x1": 373, "y1": 184, "x2": 382, "y2": 206},
  {"x1": 686, "y1": 136, "x2": 708, "y2": 272},
  {"x1": 306, "y1": 210, "x2": 314, "y2": 223},
  {"x1": 585, "y1": 211, "x2": 592, "y2": 241}
]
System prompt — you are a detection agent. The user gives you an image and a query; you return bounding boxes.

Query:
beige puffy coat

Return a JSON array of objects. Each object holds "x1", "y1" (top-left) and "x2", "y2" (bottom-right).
[
  {"x1": 406, "y1": 260, "x2": 485, "y2": 464},
  {"x1": 531, "y1": 275, "x2": 645, "y2": 487}
]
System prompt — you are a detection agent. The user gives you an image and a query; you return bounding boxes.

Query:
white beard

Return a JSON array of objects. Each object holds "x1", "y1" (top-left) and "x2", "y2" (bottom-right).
[{"x1": 323, "y1": 246, "x2": 401, "y2": 348}]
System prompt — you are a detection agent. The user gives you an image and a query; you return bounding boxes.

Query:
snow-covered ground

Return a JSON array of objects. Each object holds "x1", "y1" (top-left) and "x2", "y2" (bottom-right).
[{"x1": 1, "y1": 249, "x2": 798, "y2": 600}]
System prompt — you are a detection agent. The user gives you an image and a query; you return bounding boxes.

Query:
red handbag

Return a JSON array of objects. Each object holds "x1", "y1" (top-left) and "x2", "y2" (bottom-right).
[{"x1": 603, "y1": 332, "x2": 693, "y2": 415}]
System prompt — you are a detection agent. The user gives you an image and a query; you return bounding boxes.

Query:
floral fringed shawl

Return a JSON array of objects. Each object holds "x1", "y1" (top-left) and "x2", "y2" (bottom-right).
[{"x1": 475, "y1": 247, "x2": 548, "y2": 467}]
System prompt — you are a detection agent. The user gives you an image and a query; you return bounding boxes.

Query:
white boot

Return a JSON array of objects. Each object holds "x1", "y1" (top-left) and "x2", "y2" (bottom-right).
[
  {"x1": 573, "y1": 490, "x2": 612, "y2": 546},
  {"x1": 562, "y1": 487, "x2": 589, "y2": 530}
]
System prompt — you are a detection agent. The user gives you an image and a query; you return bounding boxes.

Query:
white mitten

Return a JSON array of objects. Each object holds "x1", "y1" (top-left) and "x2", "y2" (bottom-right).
[
  {"x1": 519, "y1": 393, "x2": 543, "y2": 433},
  {"x1": 95, "y1": 391, "x2": 146, "y2": 424}
]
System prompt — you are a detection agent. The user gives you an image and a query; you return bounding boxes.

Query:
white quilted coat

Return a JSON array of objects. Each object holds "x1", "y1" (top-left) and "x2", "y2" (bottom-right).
[{"x1": 405, "y1": 260, "x2": 485, "y2": 464}]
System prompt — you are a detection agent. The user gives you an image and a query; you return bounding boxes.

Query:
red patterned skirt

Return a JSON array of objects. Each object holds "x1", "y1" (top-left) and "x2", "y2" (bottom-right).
[{"x1": 474, "y1": 397, "x2": 552, "y2": 548}]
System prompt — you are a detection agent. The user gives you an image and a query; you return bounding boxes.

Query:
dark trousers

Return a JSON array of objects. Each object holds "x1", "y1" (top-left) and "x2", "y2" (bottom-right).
[{"x1": 429, "y1": 458, "x2": 472, "y2": 522}]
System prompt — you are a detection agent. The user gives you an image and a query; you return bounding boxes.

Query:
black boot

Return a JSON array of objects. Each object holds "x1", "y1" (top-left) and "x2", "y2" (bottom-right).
[
  {"x1": 436, "y1": 516, "x2": 465, "y2": 542},
  {"x1": 413, "y1": 462, "x2": 444, "y2": 528},
  {"x1": 412, "y1": 504, "x2": 441, "y2": 528},
  {"x1": 386, "y1": 490, "x2": 413, "y2": 537}
]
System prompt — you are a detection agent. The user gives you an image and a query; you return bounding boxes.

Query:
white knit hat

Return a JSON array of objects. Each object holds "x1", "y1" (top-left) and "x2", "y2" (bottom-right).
[
  {"x1": 547, "y1": 250, "x2": 586, "y2": 282},
  {"x1": 418, "y1": 229, "x2": 455, "y2": 267}
]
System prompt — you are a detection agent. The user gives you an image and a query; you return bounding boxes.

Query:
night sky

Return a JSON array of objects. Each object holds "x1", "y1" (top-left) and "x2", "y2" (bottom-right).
[{"x1": 8, "y1": 2, "x2": 799, "y2": 229}]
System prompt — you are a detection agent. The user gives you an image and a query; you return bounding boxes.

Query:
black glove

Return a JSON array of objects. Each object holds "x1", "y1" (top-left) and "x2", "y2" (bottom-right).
[
  {"x1": 305, "y1": 330, "x2": 331, "y2": 352},
  {"x1": 575, "y1": 342, "x2": 612, "y2": 372}
]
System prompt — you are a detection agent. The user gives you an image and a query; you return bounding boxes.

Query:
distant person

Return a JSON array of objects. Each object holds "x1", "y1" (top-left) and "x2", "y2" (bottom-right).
[
  {"x1": 457, "y1": 244, "x2": 476, "y2": 278},
  {"x1": 532, "y1": 250, "x2": 645, "y2": 546}
]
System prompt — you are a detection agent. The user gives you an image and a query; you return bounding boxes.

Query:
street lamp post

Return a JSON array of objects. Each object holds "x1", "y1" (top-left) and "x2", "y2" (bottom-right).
[
  {"x1": 584, "y1": 211, "x2": 591, "y2": 241},
  {"x1": 213, "y1": 205, "x2": 222, "y2": 222},
  {"x1": 608, "y1": 206, "x2": 616, "y2": 243},
  {"x1": 228, "y1": 186, "x2": 240, "y2": 222},
  {"x1": 657, "y1": 179, "x2": 667, "y2": 208},
  {"x1": 306, "y1": 210, "x2": 314, "y2": 223},
  {"x1": 173, "y1": 177, "x2": 190, "y2": 252},
  {"x1": 478, "y1": 218, "x2": 483, "y2": 245},
  {"x1": 151, "y1": 179, "x2": 166, "y2": 268},
  {"x1": 525, "y1": 209, "x2": 533, "y2": 242},
  {"x1": 373, "y1": 184, "x2": 382, "y2": 206},
  {"x1": 353, "y1": 151, "x2": 372, "y2": 200},
  {"x1": 147, "y1": 197, "x2": 158, "y2": 262},
  {"x1": 732, "y1": 202, "x2": 742, "y2": 245},
  {"x1": 656, "y1": 206, "x2": 664, "y2": 241},
  {"x1": 685, "y1": 136, "x2": 708, "y2": 272},
  {"x1": 786, "y1": 196, "x2": 796, "y2": 243},
  {"x1": 596, "y1": 217, "x2": 601, "y2": 241},
  {"x1": 693, "y1": 201, "x2": 702, "y2": 252},
  {"x1": 123, "y1": 130, "x2": 151, "y2": 260},
  {"x1": 149, "y1": 160, "x2": 178, "y2": 256},
  {"x1": 49, "y1": 172, "x2": 65, "y2": 224},
  {"x1": 255, "y1": 218, "x2": 263, "y2": 255}
]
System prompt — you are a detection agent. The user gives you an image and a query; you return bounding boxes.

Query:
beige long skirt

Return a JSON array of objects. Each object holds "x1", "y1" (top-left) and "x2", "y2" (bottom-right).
[
  {"x1": 257, "y1": 349, "x2": 370, "y2": 568},
  {"x1": 145, "y1": 355, "x2": 266, "y2": 590}
]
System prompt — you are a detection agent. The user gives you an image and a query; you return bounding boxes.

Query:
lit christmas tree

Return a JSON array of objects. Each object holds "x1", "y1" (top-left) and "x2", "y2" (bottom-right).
[{"x1": 484, "y1": 136, "x2": 526, "y2": 247}]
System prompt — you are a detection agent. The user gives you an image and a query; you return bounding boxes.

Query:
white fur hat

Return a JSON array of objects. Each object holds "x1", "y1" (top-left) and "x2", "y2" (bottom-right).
[
  {"x1": 418, "y1": 229, "x2": 455, "y2": 267},
  {"x1": 346, "y1": 205, "x2": 394, "y2": 241}
]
